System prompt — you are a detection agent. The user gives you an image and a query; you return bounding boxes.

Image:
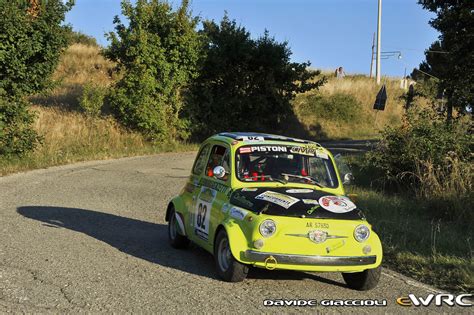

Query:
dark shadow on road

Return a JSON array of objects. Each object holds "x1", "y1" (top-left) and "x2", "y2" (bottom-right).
[
  {"x1": 17, "y1": 206, "x2": 347, "y2": 287},
  {"x1": 17, "y1": 206, "x2": 217, "y2": 279}
]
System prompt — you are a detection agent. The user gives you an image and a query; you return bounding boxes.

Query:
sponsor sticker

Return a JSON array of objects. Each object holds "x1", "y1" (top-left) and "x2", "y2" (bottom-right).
[
  {"x1": 242, "y1": 187, "x2": 258, "y2": 192},
  {"x1": 289, "y1": 146, "x2": 318, "y2": 156},
  {"x1": 251, "y1": 146, "x2": 288, "y2": 153},
  {"x1": 229, "y1": 206, "x2": 248, "y2": 220},
  {"x1": 316, "y1": 151, "x2": 329, "y2": 159},
  {"x1": 318, "y1": 195, "x2": 356, "y2": 213},
  {"x1": 239, "y1": 147, "x2": 252, "y2": 153},
  {"x1": 199, "y1": 177, "x2": 230, "y2": 194},
  {"x1": 242, "y1": 136, "x2": 264, "y2": 142},
  {"x1": 255, "y1": 191, "x2": 299, "y2": 209},
  {"x1": 221, "y1": 203, "x2": 231, "y2": 213},
  {"x1": 286, "y1": 189, "x2": 313, "y2": 194},
  {"x1": 302, "y1": 199, "x2": 319, "y2": 205},
  {"x1": 307, "y1": 205, "x2": 320, "y2": 214}
]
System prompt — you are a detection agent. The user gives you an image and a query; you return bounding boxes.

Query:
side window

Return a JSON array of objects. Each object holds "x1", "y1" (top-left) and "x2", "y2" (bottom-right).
[
  {"x1": 205, "y1": 145, "x2": 230, "y2": 181},
  {"x1": 192, "y1": 144, "x2": 211, "y2": 175},
  {"x1": 309, "y1": 159, "x2": 337, "y2": 188}
]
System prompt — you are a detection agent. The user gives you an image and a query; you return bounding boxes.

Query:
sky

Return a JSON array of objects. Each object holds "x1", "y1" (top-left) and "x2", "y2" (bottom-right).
[{"x1": 65, "y1": 0, "x2": 440, "y2": 77}]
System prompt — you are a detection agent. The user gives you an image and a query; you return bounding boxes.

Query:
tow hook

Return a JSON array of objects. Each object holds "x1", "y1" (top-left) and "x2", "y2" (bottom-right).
[{"x1": 264, "y1": 255, "x2": 278, "y2": 270}]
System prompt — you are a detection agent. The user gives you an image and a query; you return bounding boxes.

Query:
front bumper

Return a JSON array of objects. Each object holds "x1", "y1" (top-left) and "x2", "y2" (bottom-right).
[{"x1": 245, "y1": 250, "x2": 376, "y2": 266}]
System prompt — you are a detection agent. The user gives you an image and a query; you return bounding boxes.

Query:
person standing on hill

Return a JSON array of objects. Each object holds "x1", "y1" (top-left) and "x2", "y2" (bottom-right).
[{"x1": 336, "y1": 66, "x2": 346, "y2": 79}]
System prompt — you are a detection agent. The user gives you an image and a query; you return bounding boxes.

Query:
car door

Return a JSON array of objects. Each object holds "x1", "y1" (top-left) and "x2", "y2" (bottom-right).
[
  {"x1": 181, "y1": 143, "x2": 211, "y2": 236},
  {"x1": 190, "y1": 142, "x2": 232, "y2": 252}
]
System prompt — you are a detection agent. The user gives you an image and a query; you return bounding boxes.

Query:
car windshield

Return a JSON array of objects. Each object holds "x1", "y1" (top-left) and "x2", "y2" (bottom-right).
[{"x1": 235, "y1": 145, "x2": 338, "y2": 188}]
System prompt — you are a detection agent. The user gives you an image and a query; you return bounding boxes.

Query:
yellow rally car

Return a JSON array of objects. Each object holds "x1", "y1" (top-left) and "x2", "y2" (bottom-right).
[{"x1": 166, "y1": 132, "x2": 382, "y2": 290}]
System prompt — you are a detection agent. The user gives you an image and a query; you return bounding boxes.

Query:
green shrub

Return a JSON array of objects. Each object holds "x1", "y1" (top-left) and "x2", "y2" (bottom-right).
[
  {"x1": 367, "y1": 107, "x2": 473, "y2": 221},
  {"x1": 368, "y1": 108, "x2": 472, "y2": 179},
  {"x1": 0, "y1": 0, "x2": 72, "y2": 96},
  {"x1": 104, "y1": 0, "x2": 200, "y2": 142},
  {"x1": 0, "y1": 0, "x2": 72, "y2": 156},
  {"x1": 78, "y1": 82, "x2": 106, "y2": 116},
  {"x1": 186, "y1": 15, "x2": 325, "y2": 140},
  {"x1": 0, "y1": 96, "x2": 41, "y2": 156},
  {"x1": 299, "y1": 93, "x2": 362, "y2": 122},
  {"x1": 67, "y1": 30, "x2": 99, "y2": 47}
]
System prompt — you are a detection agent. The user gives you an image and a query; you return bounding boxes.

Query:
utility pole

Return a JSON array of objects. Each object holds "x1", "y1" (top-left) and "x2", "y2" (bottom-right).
[
  {"x1": 369, "y1": 32, "x2": 375, "y2": 78},
  {"x1": 376, "y1": 0, "x2": 382, "y2": 85}
]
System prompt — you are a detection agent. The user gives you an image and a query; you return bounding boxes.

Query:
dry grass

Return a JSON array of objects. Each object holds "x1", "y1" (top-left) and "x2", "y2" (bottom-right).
[
  {"x1": 0, "y1": 105, "x2": 196, "y2": 176},
  {"x1": 31, "y1": 43, "x2": 116, "y2": 110},
  {"x1": 411, "y1": 157, "x2": 474, "y2": 222},
  {"x1": 416, "y1": 157, "x2": 473, "y2": 199},
  {"x1": 346, "y1": 153, "x2": 473, "y2": 293},
  {"x1": 32, "y1": 105, "x2": 147, "y2": 158},
  {"x1": 352, "y1": 185, "x2": 473, "y2": 293},
  {"x1": 293, "y1": 75, "x2": 407, "y2": 139},
  {"x1": 55, "y1": 43, "x2": 115, "y2": 85}
]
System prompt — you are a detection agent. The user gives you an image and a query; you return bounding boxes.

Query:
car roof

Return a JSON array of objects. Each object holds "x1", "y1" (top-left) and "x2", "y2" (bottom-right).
[{"x1": 211, "y1": 132, "x2": 321, "y2": 146}]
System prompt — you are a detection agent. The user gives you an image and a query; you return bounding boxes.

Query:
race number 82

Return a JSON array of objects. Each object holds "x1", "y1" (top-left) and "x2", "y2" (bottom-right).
[
  {"x1": 196, "y1": 203, "x2": 207, "y2": 229},
  {"x1": 194, "y1": 200, "x2": 211, "y2": 239}
]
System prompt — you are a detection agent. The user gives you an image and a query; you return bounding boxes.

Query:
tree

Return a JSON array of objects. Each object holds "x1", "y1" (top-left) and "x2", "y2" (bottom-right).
[
  {"x1": 415, "y1": 0, "x2": 474, "y2": 120},
  {"x1": 0, "y1": 0, "x2": 73, "y2": 155},
  {"x1": 186, "y1": 15, "x2": 325, "y2": 139},
  {"x1": 104, "y1": 0, "x2": 201, "y2": 141}
]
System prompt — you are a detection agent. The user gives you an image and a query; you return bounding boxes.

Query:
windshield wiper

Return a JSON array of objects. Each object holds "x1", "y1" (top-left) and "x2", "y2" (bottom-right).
[{"x1": 280, "y1": 173, "x2": 325, "y2": 188}]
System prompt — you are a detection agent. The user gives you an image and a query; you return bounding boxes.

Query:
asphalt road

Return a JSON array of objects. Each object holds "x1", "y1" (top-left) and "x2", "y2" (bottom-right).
[{"x1": 0, "y1": 151, "x2": 467, "y2": 313}]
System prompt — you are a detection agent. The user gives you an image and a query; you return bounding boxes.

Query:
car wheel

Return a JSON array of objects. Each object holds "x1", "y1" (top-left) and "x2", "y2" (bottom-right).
[
  {"x1": 342, "y1": 265, "x2": 382, "y2": 290},
  {"x1": 168, "y1": 208, "x2": 190, "y2": 249},
  {"x1": 214, "y1": 229, "x2": 248, "y2": 282}
]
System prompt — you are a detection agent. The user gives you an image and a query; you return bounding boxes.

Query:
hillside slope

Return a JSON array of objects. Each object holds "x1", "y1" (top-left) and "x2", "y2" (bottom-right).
[
  {"x1": 1, "y1": 44, "x2": 193, "y2": 175},
  {"x1": 292, "y1": 74, "x2": 406, "y2": 140},
  {"x1": 2, "y1": 44, "x2": 406, "y2": 174}
]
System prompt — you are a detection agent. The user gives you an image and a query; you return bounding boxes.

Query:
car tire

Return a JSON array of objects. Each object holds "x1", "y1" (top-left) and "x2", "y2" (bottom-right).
[
  {"x1": 342, "y1": 265, "x2": 382, "y2": 290},
  {"x1": 214, "y1": 229, "x2": 249, "y2": 282},
  {"x1": 168, "y1": 208, "x2": 190, "y2": 249}
]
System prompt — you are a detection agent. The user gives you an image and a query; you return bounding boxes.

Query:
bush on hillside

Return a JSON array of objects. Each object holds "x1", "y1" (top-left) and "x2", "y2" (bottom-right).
[
  {"x1": 0, "y1": 97, "x2": 41, "y2": 155},
  {"x1": 78, "y1": 82, "x2": 107, "y2": 116},
  {"x1": 67, "y1": 30, "x2": 99, "y2": 47},
  {"x1": 298, "y1": 93, "x2": 362, "y2": 122},
  {"x1": 104, "y1": 0, "x2": 201, "y2": 142},
  {"x1": 367, "y1": 106, "x2": 473, "y2": 221},
  {"x1": 186, "y1": 15, "x2": 325, "y2": 140},
  {"x1": 0, "y1": 0, "x2": 72, "y2": 156}
]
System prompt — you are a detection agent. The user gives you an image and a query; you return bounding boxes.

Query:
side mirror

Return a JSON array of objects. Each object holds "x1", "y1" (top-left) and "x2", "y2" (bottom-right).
[
  {"x1": 213, "y1": 166, "x2": 226, "y2": 179},
  {"x1": 343, "y1": 173, "x2": 355, "y2": 185}
]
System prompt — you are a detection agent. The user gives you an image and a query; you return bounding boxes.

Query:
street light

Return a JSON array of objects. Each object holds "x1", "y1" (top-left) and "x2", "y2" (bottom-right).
[
  {"x1": 370, "y1": 51, "x2": 401, "y2": 77},
  {"x1": 373, "y1": 51, "x2": 402, "y2": 60},
  {"x1": 376, "y1": 0, "x2": 382, "y2": 85}
]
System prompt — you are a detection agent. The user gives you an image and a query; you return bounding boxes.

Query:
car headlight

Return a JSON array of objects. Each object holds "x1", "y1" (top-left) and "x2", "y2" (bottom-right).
[
  {"x1": 259, "y1": 219, "x2": 276, "y2": 238},
  {"x1": 354, "y1": 224, "x2": 370, "y2": 242}
]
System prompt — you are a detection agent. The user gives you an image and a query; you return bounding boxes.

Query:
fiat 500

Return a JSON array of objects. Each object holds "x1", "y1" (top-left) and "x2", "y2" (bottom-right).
[{"x1": 166, "y1": 132, "x2": 382, "y2": 290}]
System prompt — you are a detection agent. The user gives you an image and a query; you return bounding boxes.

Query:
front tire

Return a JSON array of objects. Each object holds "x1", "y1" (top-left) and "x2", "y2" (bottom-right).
[
  {"x1": 342, "y1": 266, "x2": 382, "y2": 290},
  {"x1": 168, "y1": 208, "x2": 189, "y2": 249},
  {"x1": 214, "y1": 229, "x2": 248, "y2": 282}
]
